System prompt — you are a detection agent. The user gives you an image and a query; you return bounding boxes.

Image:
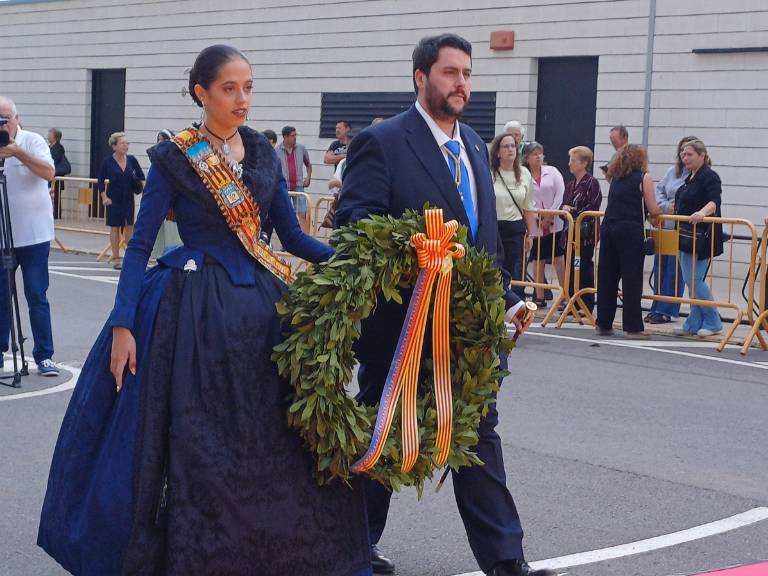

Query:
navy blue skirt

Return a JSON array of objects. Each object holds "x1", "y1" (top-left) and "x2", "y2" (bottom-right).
[{"x1": 38, "y1": 262, "x2": 371, "y2": 576}]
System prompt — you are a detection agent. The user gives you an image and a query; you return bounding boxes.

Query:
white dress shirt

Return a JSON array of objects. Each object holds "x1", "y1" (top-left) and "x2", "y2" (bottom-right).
[{"x1": 414, "y1": 100, "x2": 478, "y2": 212}]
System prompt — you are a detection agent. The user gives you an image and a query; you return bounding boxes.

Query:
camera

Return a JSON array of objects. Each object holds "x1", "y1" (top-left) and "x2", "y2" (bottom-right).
[{"x1": 0, "y1": 117, "x2": 9, "y2": 147}]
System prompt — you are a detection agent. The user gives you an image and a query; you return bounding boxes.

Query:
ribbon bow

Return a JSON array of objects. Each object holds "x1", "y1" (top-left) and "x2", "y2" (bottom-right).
[{"x1": 351, "y1": 209, "x2": 465, "y2": 474}]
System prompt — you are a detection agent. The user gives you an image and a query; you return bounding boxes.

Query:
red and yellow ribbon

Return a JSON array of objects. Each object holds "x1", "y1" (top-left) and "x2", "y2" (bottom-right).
[{"x1": 351, "y1": 209, "x2": 465, "y2": 474}]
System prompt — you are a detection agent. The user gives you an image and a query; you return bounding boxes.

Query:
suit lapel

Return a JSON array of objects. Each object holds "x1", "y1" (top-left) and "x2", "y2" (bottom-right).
[{"x1": 404, "y1": 106, "x2": 469, "y2": 226}]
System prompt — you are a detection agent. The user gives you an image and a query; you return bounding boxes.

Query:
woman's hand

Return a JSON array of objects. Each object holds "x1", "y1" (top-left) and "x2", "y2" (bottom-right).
[
  {"x1": 111, "y1": 326, "x2": 137, "y2": 392},
  {"x1": 101, "y1": 193, "x2": 112, "y2": 207},
  {"x1": 525, "y1": 234, "x2": 534, "y2": 253},
  {"x1": 689, "y1": 210, "x2": 706, "y2": 225},
  {"x1": 561, "y1": 205, "x2": 573, "y2": 213}
]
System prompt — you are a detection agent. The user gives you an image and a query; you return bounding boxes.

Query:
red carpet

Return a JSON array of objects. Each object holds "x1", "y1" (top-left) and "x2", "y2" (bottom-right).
[{"x1": 696, "y1": 563, "x2": 768, "y2": 575}]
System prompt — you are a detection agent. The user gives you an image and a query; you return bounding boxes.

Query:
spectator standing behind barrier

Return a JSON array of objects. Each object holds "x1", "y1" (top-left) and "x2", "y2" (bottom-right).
[
  {"x1": 490, "y1": 132, "x2": 536, "y2": 299},
  {"x1": 601, "y1": 124, "x2": 629, "y2": 175},
  {"x1": 672, "y1": 139, "x2": 724, "y2": 337},
  {"x1": 97, "y1": 132, "x2": 146, "y2": 269},
  {"x1": 524, "y1": 141, "x2": 566, "y2": 308},
  {"x1": 324, "y1": 120, "x2": 352, "y2": 166},
  {"x1": 0, "y1": 96, "x2": 59, "y2": 376},
  {"x1": 47, "y1": 127, "x2": 70, "y2": 220},
  {"x1": 596, "y1": 144, "x2": 661, "y2": 338},
  {"x1": 561, "y1": 146, "x2": 602, "y2": 313},
  {"x1": 504, "y1": 120, "x2": 525, "y2": 155},
  {"x1": 276, "y1": 125, "x2": 312, "y2": 232},
  {"x1": 150, "y1": 130, "x2": 183, "y2": 260},
  {"x1": 645, "y1": 136, "x2": 698, "y2": 324}
]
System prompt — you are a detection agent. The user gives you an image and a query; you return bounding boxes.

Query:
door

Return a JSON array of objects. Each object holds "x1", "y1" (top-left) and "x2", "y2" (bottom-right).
[
  {"x1": 535, "y1": 57, "x2": 599, "y2": 179},
  {"x1": 90, "y1": 69, "x2": 126, "y2": 178}
]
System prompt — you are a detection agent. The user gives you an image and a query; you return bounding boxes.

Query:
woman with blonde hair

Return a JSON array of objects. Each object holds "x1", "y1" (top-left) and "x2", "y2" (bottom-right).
[
  {"x1": 97, "y1": 132, "x2": 145, "y2": 269},
  {"x1": 673, "y1": 139, "x2": 724, "y2": 337},
  {"x1": 596, "y1": 144, "x2": 661, "y2": 337}
]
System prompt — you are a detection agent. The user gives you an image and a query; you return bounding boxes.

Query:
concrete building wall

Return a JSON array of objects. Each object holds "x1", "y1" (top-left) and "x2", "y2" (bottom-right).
[{"x1": 1, "y1": 0, "x2": 766, "y2": 243}]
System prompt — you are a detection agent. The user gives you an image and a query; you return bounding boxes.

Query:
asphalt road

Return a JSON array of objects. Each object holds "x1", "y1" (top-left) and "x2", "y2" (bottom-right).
[{"x1": 1, "y1": 252, "x2": 766, "y2": 576}]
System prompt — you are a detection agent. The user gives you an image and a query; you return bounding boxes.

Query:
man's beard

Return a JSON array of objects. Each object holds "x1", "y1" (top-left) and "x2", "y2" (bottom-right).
[{"x1": 425, "y1": 81, "x2": 469, "y2": 122}]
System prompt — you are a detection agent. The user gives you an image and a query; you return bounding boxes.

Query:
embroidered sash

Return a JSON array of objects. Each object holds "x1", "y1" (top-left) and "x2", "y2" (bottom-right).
[{"x1": 173, "y1": 127, "x2": 294, "y2": 285}]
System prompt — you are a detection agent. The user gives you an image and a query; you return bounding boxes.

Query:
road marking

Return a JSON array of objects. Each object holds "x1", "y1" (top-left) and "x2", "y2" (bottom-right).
[
  {"x1": 49, "y1": 266, "x2": 119, "y2": 273},
  {"x1": 49, "y1": 270, "x2": 119, "y2": 285},
  {"x1": 524, "y1": 330, "x2": 768, "y2": 371},
  {"x1": 0, "y1": 360, "x2": 80, "y2": 402},
  {"x1": 454, "y1": 508, "x2": 768, "y2": 575}
]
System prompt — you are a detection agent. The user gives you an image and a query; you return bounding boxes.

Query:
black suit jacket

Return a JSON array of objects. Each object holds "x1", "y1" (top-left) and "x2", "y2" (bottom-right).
[{"x1": 335, "y1": 105, "x2": 518, "y2": 365}]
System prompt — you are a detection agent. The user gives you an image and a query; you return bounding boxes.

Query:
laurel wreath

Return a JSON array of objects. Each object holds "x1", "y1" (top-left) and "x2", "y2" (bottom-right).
[{"x1": 272, "y1": 209, "x2": 512, "y2": 494}]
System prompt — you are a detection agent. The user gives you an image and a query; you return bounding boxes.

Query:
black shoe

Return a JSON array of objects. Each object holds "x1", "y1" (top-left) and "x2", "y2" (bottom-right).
[
  {"x1": 371, "y1": 544, "x2": 395, "y2": 574},
  {"x1": 489, "y1": 559, "x2": 558, "y2": 576}
]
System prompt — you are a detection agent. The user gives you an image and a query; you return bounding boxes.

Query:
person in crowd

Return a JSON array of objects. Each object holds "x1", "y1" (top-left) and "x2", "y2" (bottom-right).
[
  {"x1": 47, "y1": 127, "x2": 70, "y2": 219},
  {"x1": 97, "y1": 132, "x2": 145, "y2": 269},
  {"x1": 596, "y1": 144, "x2": 661, "y2": 338},
  {"x1": 503, "y1": 120, "x2": 525, "y2": 154},
  {"x1": 276, "y1": 125, "x2": 312, "y2": 232},
  {"x1": 38, "y1": 44, "x2": 371, "y2": 576},
  {"x1": 262, "y1": 128, "x2": 277, "y2": 147},
  {"x1": 645, "y1": 135, "x2": 698, "y2": 324},
  {"x1": 324, "y1": 120, "x2": 352, "y2": 166},
  {"x1": 601, "y1": 125, "x2": 630, "y2": 175},
  {"x1": 150, "y1": 129, "x2": 183, "y2": 260},
  {"x1": 609, "y1": 125, "x2": 629, "y2": 150},
  {"x1": 524, "y1": 141, "x2": 566, "y2": 308},
  {"x1": 561, "y1": 146, "x2": 602, "y2": 313},
  {"x1": 336, "y1": 33, "x2": 554, "y2": 576},
  {"x1": 0, "y1": 96, "x2": 59, "y2": 377},
  {"x1": 672, "y1": 139, "x2": 724, "y2": 337},
  {"x1": 490, "y1": 132, "x2": 536, "y2": 298}
]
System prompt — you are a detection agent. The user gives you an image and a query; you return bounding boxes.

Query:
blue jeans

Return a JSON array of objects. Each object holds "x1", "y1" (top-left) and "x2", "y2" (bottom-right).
[
  {"x1": 0, "y1": 241, "x2": 54, "y2": 363},
  {"x1": 679, "y1": 251, "x2": 722, "y2": 333},
  {"x1": 290, "y1": 188, "x2": 307, "y2": 215},
  {"x1": 649, "y1": 254, "x2": 685, "y2": 317}
]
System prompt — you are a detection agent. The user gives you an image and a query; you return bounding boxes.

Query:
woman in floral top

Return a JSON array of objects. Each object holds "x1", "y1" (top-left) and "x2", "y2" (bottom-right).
[{"x1": 561, "y1": 146, "x2": 602, "y2": 313}]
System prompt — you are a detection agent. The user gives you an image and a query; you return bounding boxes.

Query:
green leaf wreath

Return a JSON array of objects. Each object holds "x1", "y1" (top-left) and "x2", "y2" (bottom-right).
[{"x1": 272, "y1": 208, "x2": 512, "y2": 494}]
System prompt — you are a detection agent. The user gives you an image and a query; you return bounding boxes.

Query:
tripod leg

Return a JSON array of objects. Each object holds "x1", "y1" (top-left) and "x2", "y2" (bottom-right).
[{"x1": 9, "y1": 271, "x2": 28, "y2": 376}]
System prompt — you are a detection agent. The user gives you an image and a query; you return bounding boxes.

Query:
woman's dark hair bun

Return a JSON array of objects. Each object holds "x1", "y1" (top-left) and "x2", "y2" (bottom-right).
[{"x1": 188, "y1": 45, "x2": 249, "y2": 108}]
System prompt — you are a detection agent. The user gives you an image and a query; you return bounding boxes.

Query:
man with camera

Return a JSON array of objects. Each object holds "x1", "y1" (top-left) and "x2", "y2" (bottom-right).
[{"x1": 0, "y1": 96, "x2": 59, "y2": 376}]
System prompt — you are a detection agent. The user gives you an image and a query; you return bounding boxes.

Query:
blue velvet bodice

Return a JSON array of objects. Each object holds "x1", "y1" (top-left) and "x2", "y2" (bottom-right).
[{"x1": 109, "y1": 127, "x2": 333, "y2": 329}]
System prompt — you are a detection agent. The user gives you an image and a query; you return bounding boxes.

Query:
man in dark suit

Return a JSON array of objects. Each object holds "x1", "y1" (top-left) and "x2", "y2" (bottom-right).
[{"x1": 335, "y1": 34, "x2": 554, "y2": 576}]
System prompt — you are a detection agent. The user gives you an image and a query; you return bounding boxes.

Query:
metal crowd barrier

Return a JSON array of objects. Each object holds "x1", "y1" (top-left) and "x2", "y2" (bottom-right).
[
  {"x1": 741, "y1": 226, "x2": 768, "y2": 354},
  {"x1": 507, "y1": 208, "x2": 574, "y2": 326},
  {"x1": 313, "y1": 195, "x2": 336, "y2": 242},
  {"x1": 557, "y1": 212, "x2": 763, "y2": 351},
  {"x1": 51, "y1": 176, "x2": 110, "y2": 250},
  {"x1": 272, "y1": 191, "x2": 314, "y2": 274},
  {"x1": 556, "y1": 210, "x2": 602, "y2": 327}
]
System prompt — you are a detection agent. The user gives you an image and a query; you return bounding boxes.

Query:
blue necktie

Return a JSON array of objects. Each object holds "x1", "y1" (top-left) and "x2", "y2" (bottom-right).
[{"x1": 443, "y1": 140, "x2": 477, "y2": 240}]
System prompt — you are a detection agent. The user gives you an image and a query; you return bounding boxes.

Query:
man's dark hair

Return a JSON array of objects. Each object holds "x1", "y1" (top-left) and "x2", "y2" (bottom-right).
[
  {"x1": 281, "y1": 125, "x2": 296, "y2": 138},
  {"x1": 412, "y1": 33, "x2": 472, "y2": 93},
  {"x1": 262, "y1": 129, "x2": 277, "y2": 144},
  {"x1": 336, "y1": 120, "x2": 352, "y2": 130}
]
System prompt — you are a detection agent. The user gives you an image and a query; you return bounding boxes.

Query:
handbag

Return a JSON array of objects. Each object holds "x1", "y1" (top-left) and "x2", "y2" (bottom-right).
[
  {"x1": 320, "y1": 193, "x2": 337, "y2": 228},
  {"x1": 678, "y1": 222, "x2": 711, "y2": 258},
  {"x1": 640, "y1": 176, "x2": 655, "y2": 256}
]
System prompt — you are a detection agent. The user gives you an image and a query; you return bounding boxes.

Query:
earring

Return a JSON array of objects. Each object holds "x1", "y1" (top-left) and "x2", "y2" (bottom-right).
[{"x1": 199, "y1": 105, "x2": 207, "y2": 126}]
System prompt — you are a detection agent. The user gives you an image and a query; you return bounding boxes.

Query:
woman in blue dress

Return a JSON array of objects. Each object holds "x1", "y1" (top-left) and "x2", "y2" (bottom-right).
[
  {"x1": 38, "y1": 45, "x2": 372, "y2": 576},
  {"x1": 97, "y1": 133, "x2": 146, "y2": 269}
]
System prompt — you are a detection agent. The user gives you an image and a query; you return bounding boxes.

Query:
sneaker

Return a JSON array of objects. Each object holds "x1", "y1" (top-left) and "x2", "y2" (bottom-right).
[
  {"x1": 673, "y1": 327, "x2": 695, "y2": 336},
  {"x1": 697, "y1": 328, "x2": 722, "y2": 337},
  {"x1": 37, "y1": 359, "x2": 60, "y2": 377}
]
